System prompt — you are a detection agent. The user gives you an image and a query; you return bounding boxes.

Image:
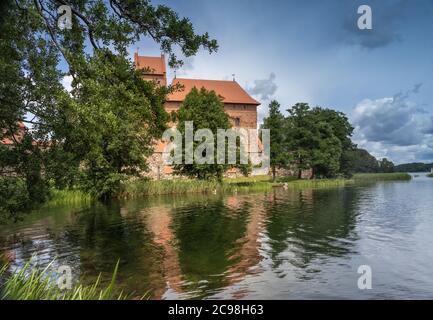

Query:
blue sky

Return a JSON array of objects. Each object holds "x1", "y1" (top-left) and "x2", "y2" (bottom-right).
[{"x1": 130, "y1": 0, "x2": 433, "y2": 164}]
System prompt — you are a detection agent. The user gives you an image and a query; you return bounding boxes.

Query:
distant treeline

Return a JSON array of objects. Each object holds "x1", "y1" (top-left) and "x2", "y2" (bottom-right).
[
  {"x1": 344, "y1": 148, "x2": 396, "y2": 173},
  {"x1": 394, "y1": 162, "x2": 433, "y2": 172},
  {"x1": 346, "y1": 149, "x2": 433, "y2": 173}
]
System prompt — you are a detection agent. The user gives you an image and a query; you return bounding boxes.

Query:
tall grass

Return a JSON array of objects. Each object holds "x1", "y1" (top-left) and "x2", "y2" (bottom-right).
[
  {"x1": 283, "y1": 179, "x2": 352, "y2": 189},
  {"x1": 0, "y1": 260, "x2": 138, "y2": 300},
  {"x1": 223, "y1": 175, "x2": 272, "y2": 184},
  {"x1": 121, "y1": 179, "x2": 221, "y2": 198},
  {"x1": 120, "y1": 177, "x2": 275, "y2": 198},
  {"x1": 46, "y1": 173, "x2": 400, "y2": 202},
  {"x1": 120, "y1": 175, "x2": 356, "y2": 198},
  {"x1": 46, "y1": 189, "x2": 92, "y2": 206},
  {"x1": 353, "y1": 173, "x2": 412, "y2": 181}
]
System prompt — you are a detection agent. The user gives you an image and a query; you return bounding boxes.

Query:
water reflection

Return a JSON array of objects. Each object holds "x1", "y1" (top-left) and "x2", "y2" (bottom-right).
[
  {"x1": 264, "y1": 188, "x2": 360, "y2": 271},
  {"x1": 2, "y1": 179, "x2": 433, "y2": 299}
]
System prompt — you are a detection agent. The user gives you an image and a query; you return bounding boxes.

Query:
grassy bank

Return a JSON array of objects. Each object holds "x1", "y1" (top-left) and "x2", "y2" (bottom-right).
[
  {"x1": 45, "y1": 175, "x2": 359, "y2": 204},
  {"x1": 44, "y1": 173, "x2": 412, "y2": 205},
  {"x1": 120, "y1": 177, "x2": 274, "y2": 199},
  {"x1": 427, "y1": 173, "x2": 433, "y2": 178},
  {"x1": 282, "y1": 178, "x2": 353, "y2": 189},
  {"x1": 353, "y1": 172, "x2": 412, "y2": 181},
  {"x1": 0, "y1": 260, "x2": 139, "y2": 300},
  {"x1": 120, "y1": 175, "x2": 355, "y2": 198},
  {"x1": 46, "y1": 189, "x2": 93, "y2": 206}
]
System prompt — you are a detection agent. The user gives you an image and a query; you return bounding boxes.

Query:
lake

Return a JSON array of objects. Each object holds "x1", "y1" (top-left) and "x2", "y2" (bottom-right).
[{"x1": 1, "y1": 173, "x2": 433, "y2": 299}]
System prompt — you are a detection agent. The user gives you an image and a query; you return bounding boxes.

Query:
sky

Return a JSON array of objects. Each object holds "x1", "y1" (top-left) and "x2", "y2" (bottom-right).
[{"x1": 129, "y1": 0, "x2": 433, "y2": 164}]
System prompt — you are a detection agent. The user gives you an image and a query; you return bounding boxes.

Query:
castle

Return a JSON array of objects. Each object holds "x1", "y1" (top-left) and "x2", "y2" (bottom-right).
[{"x1": 134, "y1": 53, "x2": 263, "y2": 179}]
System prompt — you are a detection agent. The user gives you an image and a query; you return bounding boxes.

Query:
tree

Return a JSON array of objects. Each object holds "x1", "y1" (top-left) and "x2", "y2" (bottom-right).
[
  {"x1": 342, "y1": 148, "x2": 379, "y2": 174},
  {"x1": 1, "y1": 0, "x2": 219, "y2": 201},
  {"x1": 173, "y1": 87, "x2": 233, "y2": 180},
  {"x1": 311, "y1": 107, "x2": 354, "y2": 177},
  {"x1": 379, "y1": 158, "x2": 395, "y2": 173},
  {"x1": 62, "y1": 51, "x2": 170, "y2": 198},
  {"x1": 285, "y1": 103, "x2": 342, "y2": 178},
  {"x1": 395, "y1": 162, "x2": 433, "y2": 172},
  {"x1": 261, "y1": 100, "x2": 287, "y2": 180}
]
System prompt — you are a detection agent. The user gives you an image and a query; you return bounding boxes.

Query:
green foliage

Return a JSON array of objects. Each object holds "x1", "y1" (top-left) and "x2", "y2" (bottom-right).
[
  {"x1": 62, "y1": 50, "x2": 169, "y2": 198},
  {"x1": 173, "y1": 87, "x2": 235, "y2": 180},
  {"x1": 342, "y1": 150, "x2": 396, "y2": 175},
  {"x1": 283, "y1": 179, "x2": 352, "y2": 189},
  {"x1": 311, "y1": 107, "x2": 354, "y2": 177},
  {"x1": 261, "y1": 100, "x2": 288, "y2": 180},
  {"x1": 0, "y1": 134, "x2": 49, "y2": 218},
  {"x1": 44, "y1": 146, "x2": 81, "y2": 190},
  {"x1": 395, "y1": 162, "x2": 433, "y2": 172},
  {"x1": 1, "y1": 0, "x2": 218, "y2": 209},
  {"x1": 342, "y1": 148, "x2": 379, "y2": 175},
  {"x1": 0, "y1": 260, "x2": 137, "y2": 300},
  {"x1": 378, "y1": 158, "x2": 395, "y2": 173},
  {"x1": 121, "y1": 176, "x2": 274, "y2": 198},
  {"x1": 285, "y1": 103, "x2": 348, "y2": 178},
  {"x1": 47, "y1": 189, "x2": 92, "y2": 207},
  {"x1": 122, "y1": 178, "x2": 222, "y2": 197},
  {"x1": 0, "y1": 177, "x2": 30, "y2": 222},
  {"x1": 223, "y1": 175, "x2": 271, "y2": 184}
]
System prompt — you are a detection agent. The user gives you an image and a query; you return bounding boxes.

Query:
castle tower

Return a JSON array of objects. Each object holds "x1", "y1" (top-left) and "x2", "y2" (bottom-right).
[{"x1": 134, "y1": 52, "x2": 167, "y2": 86}]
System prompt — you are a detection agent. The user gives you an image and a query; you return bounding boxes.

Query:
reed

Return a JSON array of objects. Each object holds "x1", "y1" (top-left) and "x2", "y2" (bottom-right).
[
  {"x1": 121, "y1": 179, "x2": 220, "y2": 198},
  {"x1": 0, "y1": 260, "x2": 140, "y2": 300},
  {"x1": 45, "y1": 189, "x2": 93, "y2": 207},
  {"x1": 45, "y1": 174, "x2": 376, "y2": 202},
  {"x1": 284, "y1": 179, "x2": 352, "y2": 189},
  {"x1": 223, "y1": 175, "x2": 271, "y2": 184},
  {"x1": 120, "y1": 177, "x2": 275, "y2": 198}
]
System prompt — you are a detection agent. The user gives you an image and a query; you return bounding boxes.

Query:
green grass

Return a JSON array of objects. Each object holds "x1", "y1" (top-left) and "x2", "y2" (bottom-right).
[
  {"x1": 120, "y1": 175, "x2": 356, "y2": 198},
  {"x1": 282, "y1": 178, "x2": 353, "y2": 189},
  {"x1": 427, "y1": 173, "x2": 433, "y2": 178},
  {"x1": 46, "y1": 189, "x2": 92, "y2": 206},
  {"x1": 120, "y1": 177, "x2": 274, "y2": 198},
  {"x1": 0, "y1": 260, "x2": 143, "y2": 300},
  {"x1": 121, "y1": 179, "x2": 221, "y2": 198},
  {"x1": 45, "y1": 172, "x2": 409, "y2": 202},
  {"x1": 353, "y1": 173, "x2": 412, "y2": 181},
  {"x1": 223, "y1": 175, "x2": 272, "y2": 184}
]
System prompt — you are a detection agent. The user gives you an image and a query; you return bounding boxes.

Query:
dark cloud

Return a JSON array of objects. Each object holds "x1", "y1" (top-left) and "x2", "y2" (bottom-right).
[
  {"x1": 413, "y1": 83, "x2": 423, "y2": 94},
  {"x1": 340, "y1": 0, "x2": 411, "y2": 49},
  {"x1": 247, "y1": 72, "x2": 277, "y2": 101},
  {"x1": 353, "y1": 85, "x2": 433, "y2": 163},
  {"x1": 354, "y1": 99, "x2": 418, "y2": 146}
]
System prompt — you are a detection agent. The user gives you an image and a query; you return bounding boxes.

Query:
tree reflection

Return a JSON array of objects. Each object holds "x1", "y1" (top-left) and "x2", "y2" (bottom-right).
[{"x1": 264, "y1": 187, "x2": 360, "y2": 271}]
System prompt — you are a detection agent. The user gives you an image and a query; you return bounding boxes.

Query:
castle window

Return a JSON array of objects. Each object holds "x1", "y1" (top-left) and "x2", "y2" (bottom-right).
[{"x1": 235, "y1": 117, "x2": 241, "y2": 126}]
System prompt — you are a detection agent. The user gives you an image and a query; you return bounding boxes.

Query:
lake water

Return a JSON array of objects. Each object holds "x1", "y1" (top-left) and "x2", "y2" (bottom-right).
[{"x1": 1, "y1": 173, "x2": 433, "y2": 299}]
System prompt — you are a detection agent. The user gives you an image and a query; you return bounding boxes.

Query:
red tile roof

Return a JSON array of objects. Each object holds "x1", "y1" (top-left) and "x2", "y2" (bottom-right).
[
  {"x1": 134, "y1": 53, "x2": 166, "y2": 75},
  {"x1": 167, "y1": 78, "x2": 260, "y2": 105},
  {"x1": 1, "y1": 122, "x2": 26, "y2": 145}
]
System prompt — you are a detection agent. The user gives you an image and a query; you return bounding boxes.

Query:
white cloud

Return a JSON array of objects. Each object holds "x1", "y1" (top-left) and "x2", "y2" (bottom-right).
[
  {"x1": 61, "y1": 75, "x2": 73, "y2": 93},
  {"x1": 352, "y1": 86, "x2": 433, "y2": 164}
]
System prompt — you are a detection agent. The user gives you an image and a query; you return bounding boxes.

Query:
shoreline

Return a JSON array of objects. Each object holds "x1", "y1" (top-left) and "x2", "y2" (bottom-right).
[{"x1": 45, "y1": 172, "x2": 412, "y2": 206}]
